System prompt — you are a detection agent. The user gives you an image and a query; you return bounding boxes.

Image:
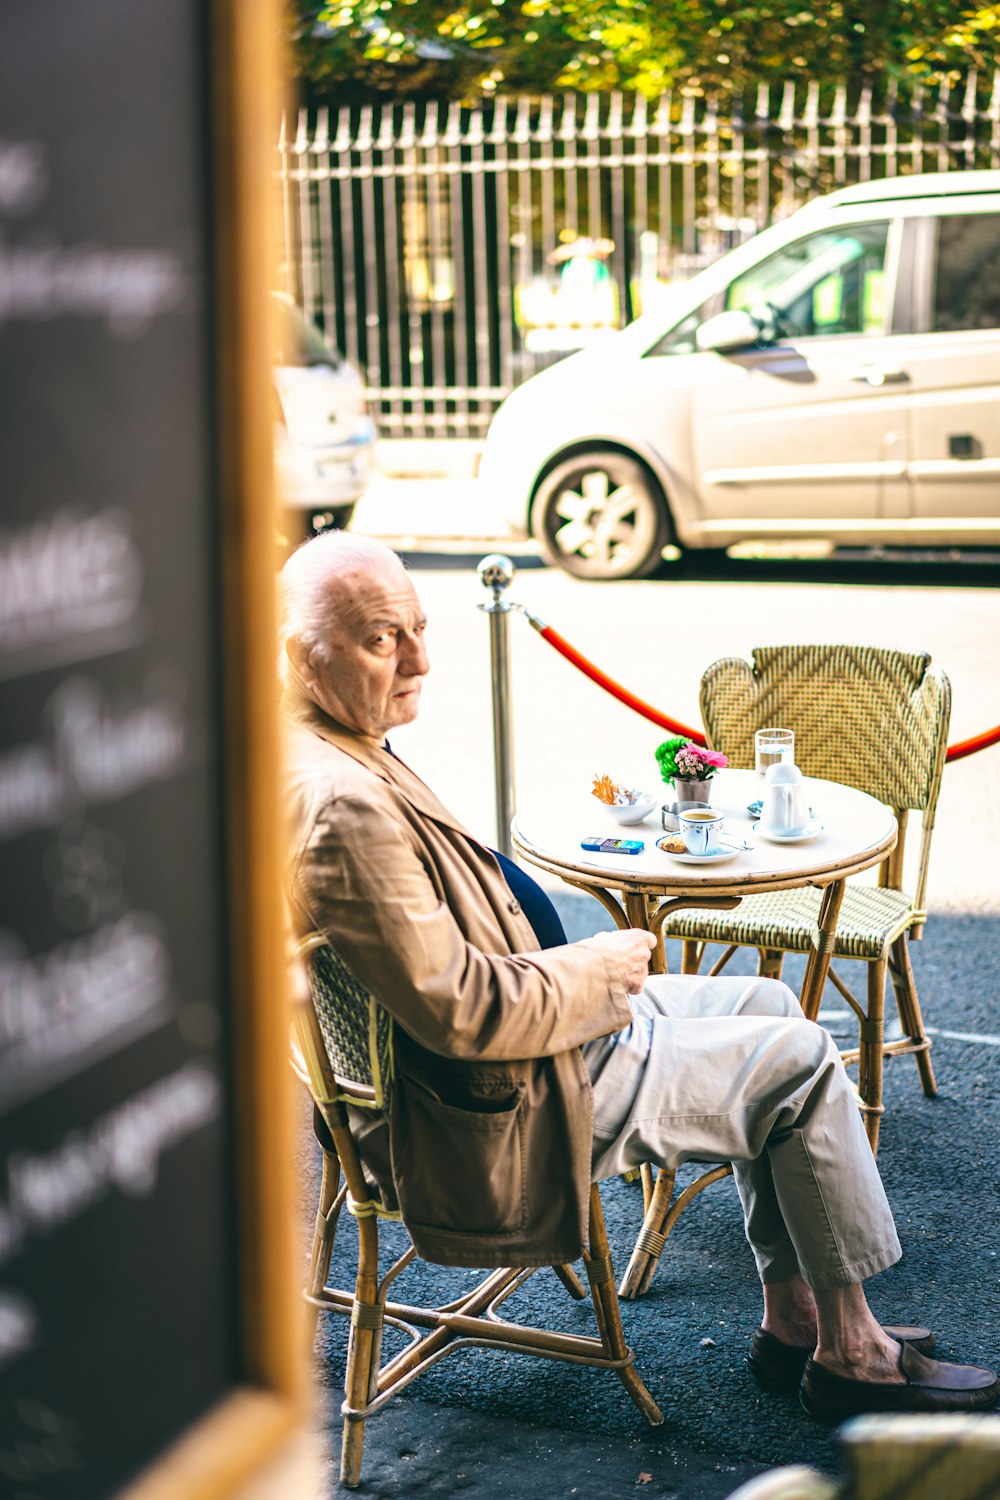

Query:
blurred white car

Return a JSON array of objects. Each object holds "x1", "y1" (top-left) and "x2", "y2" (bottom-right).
[
  {"x1": 480, "y1": 171, "x2": 1000, "y2": 578},
  {"x1": 273, "y1": 293, "x2": 376, "y2": 536}
]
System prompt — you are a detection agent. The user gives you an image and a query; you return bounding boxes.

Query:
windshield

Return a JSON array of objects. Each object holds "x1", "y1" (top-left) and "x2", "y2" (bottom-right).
[{"x1": 273, "y1": 297, "x2": 342, "y2": 369}]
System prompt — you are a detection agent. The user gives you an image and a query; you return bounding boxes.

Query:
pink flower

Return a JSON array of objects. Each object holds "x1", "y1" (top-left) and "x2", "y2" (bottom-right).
[{"x1": 697, "y1": 748, "x2": 729, "y2": 768}]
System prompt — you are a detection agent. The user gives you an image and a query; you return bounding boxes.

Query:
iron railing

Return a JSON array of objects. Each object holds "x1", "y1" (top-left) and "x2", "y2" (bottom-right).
[{"x1": 276, "y1": 76, "x2": 1000, "y2": 440}]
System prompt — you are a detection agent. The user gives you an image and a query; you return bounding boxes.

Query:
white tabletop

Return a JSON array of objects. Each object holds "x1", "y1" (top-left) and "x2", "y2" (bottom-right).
[{"x1": 512, "y1": 768, "x2": 897, "y2": 894}]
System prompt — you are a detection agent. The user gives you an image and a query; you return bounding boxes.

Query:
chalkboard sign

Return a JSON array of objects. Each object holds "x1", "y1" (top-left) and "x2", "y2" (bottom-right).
[{"x1": 0, "y1": 5, "x2": 298, "y2": 1497}]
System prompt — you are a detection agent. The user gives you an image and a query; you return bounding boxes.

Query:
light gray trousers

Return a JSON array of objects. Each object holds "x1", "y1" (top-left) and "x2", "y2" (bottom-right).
[{"x1": 583, "y1": 973, "x2": 902, "y2": 1291}]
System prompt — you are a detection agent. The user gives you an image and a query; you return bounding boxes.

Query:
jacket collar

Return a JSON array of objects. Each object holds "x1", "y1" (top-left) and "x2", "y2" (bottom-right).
[{"x1": 283, "y1": 684, "x2": 473, "y2": 838}]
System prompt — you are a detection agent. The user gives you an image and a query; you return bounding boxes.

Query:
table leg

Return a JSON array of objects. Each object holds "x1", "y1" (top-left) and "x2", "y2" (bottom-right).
[
  {"x1": 799, "y1": 878, "x2": 846, "y2": 1022},
  {"x1": 623, "y1": 891, "x2": 664, "y2": 973}
]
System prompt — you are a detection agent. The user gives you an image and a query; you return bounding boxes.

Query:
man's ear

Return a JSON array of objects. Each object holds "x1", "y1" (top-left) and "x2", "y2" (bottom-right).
[{"x1": 286, "y1": 635, "x2": 314, "y2": 686}]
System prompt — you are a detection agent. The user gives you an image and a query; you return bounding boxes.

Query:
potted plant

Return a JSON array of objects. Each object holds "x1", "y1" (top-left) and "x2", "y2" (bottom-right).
[{"x1": 654, "y1": 736, "x2": 728, "y2": 806}]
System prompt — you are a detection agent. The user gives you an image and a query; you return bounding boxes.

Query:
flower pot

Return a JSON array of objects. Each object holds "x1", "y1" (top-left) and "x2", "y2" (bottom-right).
[{"x1": 672, "y1": 777, "x2": 712, "y2": 808}]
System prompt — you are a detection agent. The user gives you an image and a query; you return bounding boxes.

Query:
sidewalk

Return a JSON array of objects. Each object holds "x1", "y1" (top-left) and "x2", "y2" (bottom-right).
[{"x1": 351, "y1": 440, "x2": 530, "y2": 553}]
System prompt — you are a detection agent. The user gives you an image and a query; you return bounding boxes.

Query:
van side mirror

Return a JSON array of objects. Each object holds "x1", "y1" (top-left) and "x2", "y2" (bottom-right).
[{"x1": 695, "y1": 308, "x2": 765, "y2": 353}]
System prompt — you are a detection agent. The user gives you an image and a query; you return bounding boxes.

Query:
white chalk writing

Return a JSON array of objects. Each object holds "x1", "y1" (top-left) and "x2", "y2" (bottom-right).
[
  {"x1": 1, "y1": 1063, "x2": 220, "y2": 1254},
  {"x1": 0, "y1": 508, "x2": 143, "y2": 655},
  {"x1": 0, "y1": 676, "x2": 188, "y2": 840},
  {"x1": 0, "y1": 913, "x2": 172, "y2": 1115},
  {"x1": 0, "y1": 140, "x2": 47, "y2": 217},
  {"x1": 0, "y1": 232, "x2": 185, "y2": 336},
  {"x1": 0, "y1": 1291, "x2": 36, "y2": 1371}
]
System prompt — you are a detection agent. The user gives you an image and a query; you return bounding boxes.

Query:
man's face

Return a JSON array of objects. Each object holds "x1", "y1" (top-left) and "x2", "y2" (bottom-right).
[{"x1": 306, "y1": 556, "x2": 429, "y2": 738}]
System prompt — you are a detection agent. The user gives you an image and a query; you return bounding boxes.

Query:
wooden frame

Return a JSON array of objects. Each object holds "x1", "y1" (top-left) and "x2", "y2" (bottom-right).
[{"x1": 122, "y1": 3, "x2": 308, "y2": 1496}]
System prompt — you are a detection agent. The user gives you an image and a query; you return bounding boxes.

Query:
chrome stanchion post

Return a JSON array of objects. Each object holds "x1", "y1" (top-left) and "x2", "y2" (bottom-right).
[{"x1": 478, "y1": 554, "x2": 517, "y2": 858}]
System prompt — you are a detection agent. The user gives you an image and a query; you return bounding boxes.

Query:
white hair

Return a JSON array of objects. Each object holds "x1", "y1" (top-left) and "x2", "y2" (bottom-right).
[{"x1": 278, "y1": 531, "x2": 405, "y2": 678}]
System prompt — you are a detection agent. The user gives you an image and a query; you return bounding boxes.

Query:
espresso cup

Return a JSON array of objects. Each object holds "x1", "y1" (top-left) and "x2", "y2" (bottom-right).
[{"x1": 679, "y1": 807, "x2": 725, "y2": 856}]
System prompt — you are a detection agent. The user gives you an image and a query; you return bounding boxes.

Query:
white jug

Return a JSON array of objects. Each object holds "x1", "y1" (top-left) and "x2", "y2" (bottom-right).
[{"x1": 761, "y1": 762, "x2": 810, "y2": 835}]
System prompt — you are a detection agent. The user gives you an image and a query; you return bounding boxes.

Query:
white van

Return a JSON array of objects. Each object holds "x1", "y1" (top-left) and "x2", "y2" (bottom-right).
[
  {"x1": 480, "y1": 171, "x2": 1000, "y2": 578},
  {"x1": 272, "y1": 293, "x2": 376, "y2": 538}
]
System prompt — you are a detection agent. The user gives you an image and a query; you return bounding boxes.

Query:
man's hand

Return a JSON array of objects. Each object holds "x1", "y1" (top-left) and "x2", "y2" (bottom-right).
[{"x1": 589, "y1": 928, "x2": 657, "y2": 995}]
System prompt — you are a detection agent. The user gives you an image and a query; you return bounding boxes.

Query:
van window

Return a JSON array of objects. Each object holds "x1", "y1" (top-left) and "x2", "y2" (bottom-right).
[
  {"x1": 272, "y1": 297, "x2": 341, "y2": 369},
  {"x1": 932, "y1": 214, "x2": 1000, "y2": 331},
  {"x1": 724, "y1": 223, "x2": 890, "y2": 339},
  {"x1": 644, "y1": 297, "x2": 719, "y2": 356}
]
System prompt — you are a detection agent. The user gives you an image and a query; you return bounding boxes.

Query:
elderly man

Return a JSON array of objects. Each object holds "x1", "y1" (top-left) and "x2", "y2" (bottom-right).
[{"x1": 282, "y1": 531, "x2": 998, "y2": 1420}]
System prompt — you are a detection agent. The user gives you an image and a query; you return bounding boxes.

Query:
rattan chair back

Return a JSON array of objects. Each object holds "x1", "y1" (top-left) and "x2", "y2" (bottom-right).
[
  {"x1": 700, "y1": 645, "x2": 951, "y2": 817},
  {"x1": 297, "y1": 932, "x2": 393, "y2": 1109}
]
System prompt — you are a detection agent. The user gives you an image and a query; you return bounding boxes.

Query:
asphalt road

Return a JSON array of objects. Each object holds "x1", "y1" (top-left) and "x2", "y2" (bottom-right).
[{"x1": 305, "y1": 486, "x2": 1000, "y2": 1498}]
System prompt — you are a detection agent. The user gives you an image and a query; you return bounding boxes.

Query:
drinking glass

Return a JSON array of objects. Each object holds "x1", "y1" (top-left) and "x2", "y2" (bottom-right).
[{"x1": 754, "y1": 727, "x2": 795, "y2": 780}]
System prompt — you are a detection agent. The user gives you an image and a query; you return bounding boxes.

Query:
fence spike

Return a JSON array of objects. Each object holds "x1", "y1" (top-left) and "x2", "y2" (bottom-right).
[
  {"x1": 488, "y1": 95, "x2": 511, "y2": 143},
  {"x1": 581, "y1": 93, "x2": 599, "y2": 140},
  {"x1": 333, "y1": 106, "x2": 352, "y2": 153},
  {"x1": 314, "y1": 107, "x2": 330, "y2": 154},
  {"x1": 963, "y1": 69, "x2": 978, "y2": 119},
  {"x1": 442, "y1": 100, "x2": 463, "y2": 147},
  {"x1": 356, "y1": 104, "x2": 373, "y2": 153},
  {"x1": 989, "y1": 69, "x2": 1000, "y2": 119},
  {"x1": 558, "y1": 91, "x2": 578, "y2": 140},
  {"x1": 376, "y1": 109, "x2": 395, "y2": 151},
  {"x1": 629, "y1": 93, "x2": 648, "y2": 137},
  {"x1": 294, "y1": 107, "x2": 310, "y2": 155},
  {"x1": 831, "y1": 84, "x2": 847, "y2": 127},
  {"x1": 399, "y1": 100, "x2": 416, "y2": 149},
  {"x1": 464, "y1": 102, "x2": 485, "y2": 145}
]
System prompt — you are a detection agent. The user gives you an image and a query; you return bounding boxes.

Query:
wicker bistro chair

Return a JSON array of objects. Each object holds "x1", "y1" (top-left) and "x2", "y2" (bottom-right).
[
  {"x1": 292, "y1": 934, "x2": 663, "y2": 1489},
  {"x1": 659, "y1": 645, "x2": 951, "y2": 1154}
]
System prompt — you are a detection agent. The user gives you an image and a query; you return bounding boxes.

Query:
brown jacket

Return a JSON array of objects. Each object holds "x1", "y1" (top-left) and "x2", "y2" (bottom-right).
[{"x1": 283, "y1": 691, "x2": 631, "y2": 1267}]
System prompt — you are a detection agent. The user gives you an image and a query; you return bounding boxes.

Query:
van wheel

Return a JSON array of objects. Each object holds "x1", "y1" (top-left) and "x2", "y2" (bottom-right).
[{"x1": 532, "y1": 451, "x2": 672, "y2": 580}]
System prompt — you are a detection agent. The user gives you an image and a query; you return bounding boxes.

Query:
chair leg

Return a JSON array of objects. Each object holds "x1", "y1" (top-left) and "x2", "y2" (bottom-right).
[
  {"x1": 553, "y1": 1263, "x2": 588, "y2": 1300},
  {"x1": 340, "y1": 1215, "x2": 381, "y2": 1488},
  {"x1": 585, "y1": 1186, "x2": 663, "y2": 1426},
  {"x1": 618, "y1": 1167, "x2": 676, "y2": 1300},
  {"x1": 758, "y1": 947, "x2": 785, "y2": 981},
  {"x1": 859, "y1": 959, "x2": 887, "y2": 1155},
  {"x1": 681, "y1": 939, "x2": 702, "y2": 974},
  {"x1": 304, "y1": 1147, "x2": 342, "y2": 1352},
  {"x1": 888, "y1": 934, "x2": 938, "y2": 1098}
]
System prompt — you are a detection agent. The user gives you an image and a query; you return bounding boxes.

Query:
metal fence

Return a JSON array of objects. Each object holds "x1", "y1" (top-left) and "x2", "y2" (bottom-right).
[{"x1": 276, "y1": 75, "x2": 1000, "y2": 441}]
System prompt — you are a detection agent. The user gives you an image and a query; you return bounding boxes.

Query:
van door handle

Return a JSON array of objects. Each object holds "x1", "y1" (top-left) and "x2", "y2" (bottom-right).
[{"x1": 844, "y1": 365, "x2": 910, "y2": 387}]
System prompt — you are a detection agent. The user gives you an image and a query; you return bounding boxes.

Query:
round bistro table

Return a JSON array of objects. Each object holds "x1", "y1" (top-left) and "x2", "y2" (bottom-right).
[{"x1": 511, "y1": 767, "x2": 897, "y2": 1297}]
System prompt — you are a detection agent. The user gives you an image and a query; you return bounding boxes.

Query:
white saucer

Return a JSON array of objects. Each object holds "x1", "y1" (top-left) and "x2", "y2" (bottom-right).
[
  {"x1": 754, "y1": 819, "x2": 825, "y2": 844},
  {"x1": 657, "y1": 840, "x2": 741, "y2": 864}
]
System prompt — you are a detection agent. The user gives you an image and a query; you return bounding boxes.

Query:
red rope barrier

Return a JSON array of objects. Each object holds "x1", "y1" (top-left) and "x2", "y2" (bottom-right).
[
  {"x1": 529, "y1": 616, "x2": 999, "y2": 764},
  {"x1": 537, "y1": 624, "x2": 707, "y2": 744},
  {"x1": 946, "y1": 724, "x2": 1000, "y2": 763}
]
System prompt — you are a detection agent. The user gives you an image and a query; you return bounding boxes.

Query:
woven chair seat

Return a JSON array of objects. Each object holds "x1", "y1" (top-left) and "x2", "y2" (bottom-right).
[{"x1": 660, "y1": 883, "x2": 916, "y2": 961}]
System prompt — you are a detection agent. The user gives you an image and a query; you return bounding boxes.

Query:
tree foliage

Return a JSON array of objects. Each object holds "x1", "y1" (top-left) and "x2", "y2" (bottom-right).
[{"x1": 288, "y1": 0, "x2": 1000, "y2": 103}]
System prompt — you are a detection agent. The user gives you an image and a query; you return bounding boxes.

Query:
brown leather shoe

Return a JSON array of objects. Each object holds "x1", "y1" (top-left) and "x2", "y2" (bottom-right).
[
  {"x1": 747, "y1": 1324, "x2": 935, "y2": 1393},
  {"x1": 800, "y1": 1341, "x2": 1000, "y2": 1419}
]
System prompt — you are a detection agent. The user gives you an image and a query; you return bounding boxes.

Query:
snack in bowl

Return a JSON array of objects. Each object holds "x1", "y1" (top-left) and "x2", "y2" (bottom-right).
[{"x1": 592, "y1": 775, "x2": 656, "y2": 826}]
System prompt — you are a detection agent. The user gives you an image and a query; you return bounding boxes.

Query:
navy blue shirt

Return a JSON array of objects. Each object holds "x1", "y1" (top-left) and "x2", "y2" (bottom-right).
[{"x1": 383, "y1": 741, "x2": 567, "y2": 951}]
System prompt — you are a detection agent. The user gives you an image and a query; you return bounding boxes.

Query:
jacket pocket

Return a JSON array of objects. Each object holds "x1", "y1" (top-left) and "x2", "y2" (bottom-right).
[{"x1": 393, "y1": 1074, "x2": 527, "y2": 1236}]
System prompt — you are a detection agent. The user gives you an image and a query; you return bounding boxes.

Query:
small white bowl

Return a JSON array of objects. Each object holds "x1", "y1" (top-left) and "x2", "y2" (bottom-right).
[{"x1": 604, "y1": 794, "x2": 657, "y2": 826}]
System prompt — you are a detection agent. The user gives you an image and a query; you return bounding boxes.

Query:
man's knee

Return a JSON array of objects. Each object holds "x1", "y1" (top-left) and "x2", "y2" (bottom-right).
[{"x1": 738, "y1": 976, "x2": 803, "y2": 1021}]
